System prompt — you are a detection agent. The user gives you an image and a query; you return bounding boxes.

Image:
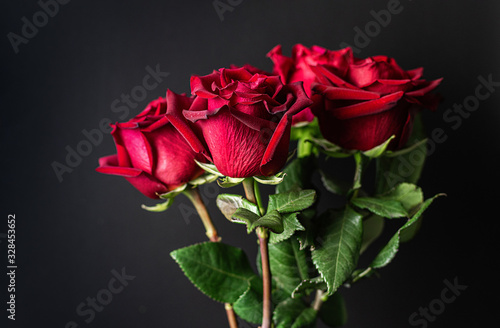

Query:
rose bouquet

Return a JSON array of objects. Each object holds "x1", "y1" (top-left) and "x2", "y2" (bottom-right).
[{"x1": 97, "y1": 44, "x2": 443, "y2": 328}]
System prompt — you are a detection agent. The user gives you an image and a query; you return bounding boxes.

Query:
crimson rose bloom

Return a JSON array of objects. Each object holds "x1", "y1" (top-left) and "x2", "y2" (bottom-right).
[
  {"x1": 176, "y1": 67, "x2": 312, "y2": 178},
  {"x1": 96, "y1": 91, "x2": 206, "y2": 198},
  {"x1": 267, "y1": 44, "x2": 352, "y2": 125},
  {"x1": 303, "y1": 47, "x2": 442, "y2": 151}
]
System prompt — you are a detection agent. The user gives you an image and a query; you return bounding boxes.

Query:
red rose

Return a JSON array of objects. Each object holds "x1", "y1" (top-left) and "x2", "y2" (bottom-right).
[
  {"x1": 267, "y1": 44, "x2": 352, "y2": 125},
  {"x1": 96, "y1": 91, "x2": 206, "y2": 198},
  {"x1": 176, "y1": 67, "x2": 312, "y2": 178},
  {"x1": 309, "y1": 48, "x2": 442, "y2": 150}
]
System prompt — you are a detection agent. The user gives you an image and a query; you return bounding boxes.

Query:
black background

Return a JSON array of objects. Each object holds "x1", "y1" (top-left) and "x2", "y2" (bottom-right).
[{"x1": 1, "y1": 0, "x2": 498, "y2": 327}]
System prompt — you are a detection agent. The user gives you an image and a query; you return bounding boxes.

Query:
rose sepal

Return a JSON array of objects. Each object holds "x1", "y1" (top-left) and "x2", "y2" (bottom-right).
[
  {"x1": 361, "y1": 135, "x2": 396, "y2": 158},
  {"x1": 142, "y1": 172, "x2": 218, "y2": 212},
  {"x1": 194, "y1": 160, "x2": 225, "y2": 177},
  {"x1": 189, "y1": 172, "x2": 220, "y2": 186},
  {"x1": 307, "y1": 137, "x2": 356, "y2": 158},
  {"x1": 217, "y1": 176, "x2": 246, "y2": 188},
  {"x1": 157, "y1": 184, "x2": 188, "y2": 199},
  {"x1": 253, "y1": 172, "x2": 287, "y2": 185},
  {"x1": 382, "y1": 138, "x2": 428, "y2": 158},
  {"x1": 141, "y1": 197, "x2": 175, "y2": 212}
]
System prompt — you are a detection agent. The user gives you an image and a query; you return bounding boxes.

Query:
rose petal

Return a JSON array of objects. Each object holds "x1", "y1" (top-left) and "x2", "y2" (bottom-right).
[
  {"x1": 277, "y1": 82, "x2": 314, "y2": 116},
  {"x1": 311, "y1": 65, "x2": 358, "y2": 89},
  {"x1": 96, "y1": 155, "x2": 169, "y2": 199},
  {"x1": 220, "y1": 67, "x2": 254, "y2": 87},
  {"x1": 397, "y1": 107, "x2": 416, "y2": 149},
  {"x1": 348, "y1": 56, "x2": 407, "y2": 87},
  {"x1": 191, "y1": 73, "x2": 219, "y2": 98},
  {"x1": 260, "y1": 114, "x2": 291, "y2": 176},
  {"x1": 197, "y1": 108, "x2": 267, "y2": 177},
  {"x1": 328, "y1": 91, "x2": 404, "y2": 120},
  {"x1": 363, "y1": 79, "x2": 413, "y2": 94},
  {"x1": 406, "y1": 78, "x2": 443, "y2": 97},
  {"x1": 145, "y1": 125, "x2": 205, "y2": 187},
  {"x1": 165, "y1": 91, "x2": 209, "y2": 157},
  {"x1": 230, "y1": 106, "x2": 277, "y2": 132},
  {"x1": 407, "y1": 67, "x2": 424, "y2": 80},
  {"x1": 267, "y1": 44, "x2": 294, "y2": 84},
  {"x1": 96, "y1": 155, "x2": 142, "y2": 177},
  {"x1": 112, "y1": 123, "x2": 153, "y2": 175},
  {"x1": 141, "y1": 115, "x2": 170, "y2": 132},
  {"x1": 319, "y1": 101, "x2": 411, "y2": 151},
  {"x1": 312, "y1": 83, "x2": 380, "y2": 100},
  {"x1": 291, "y1": 107, "x2": 315, "y2": 126}
]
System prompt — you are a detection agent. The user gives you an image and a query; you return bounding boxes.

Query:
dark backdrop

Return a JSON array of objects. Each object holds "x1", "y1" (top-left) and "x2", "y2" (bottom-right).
[{"x1": 1, "y1": 1, "x2": 498, "y2": 327}]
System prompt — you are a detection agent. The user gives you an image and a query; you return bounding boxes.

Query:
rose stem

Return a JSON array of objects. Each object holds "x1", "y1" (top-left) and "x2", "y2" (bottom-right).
[
  {"x1": 257, "y1": 227, "x2": 272, "y2": 328},
  {"x1": 351, "y1": 152, "x2": 364, "y2": 199},
  {"x1": 184, "y1": 188, "x2": 220, "y2": 242},
  {"x1": 242, "y1": 179, "x2": 257, "y2": 204},
  {"x1": 312, "y1": 289, "x2": 326, "y2": 312},
  {"x1": 225, "y1": 303, "x2": 239, "y2": 328},
  {"x1": 242, "y1": 179, "x2": 272, "y2": 328},
  {"x1": 184, "y1": 187, "x2": 238, "y2": 328}
]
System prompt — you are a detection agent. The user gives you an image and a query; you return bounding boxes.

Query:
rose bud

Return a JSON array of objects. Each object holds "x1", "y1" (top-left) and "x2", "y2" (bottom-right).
[
  {"x1": 176, "y1": 66, "x2": 312, "y2": 178},
  {"x1": 267, "y1": 44, "x2": 352, "y2": 126},
  {"x1": 310, "y1": 48, "x2": 442, "y2": 151},
  {"x1": 96, "y1": 91, "x2": 206, "y2": 199}
]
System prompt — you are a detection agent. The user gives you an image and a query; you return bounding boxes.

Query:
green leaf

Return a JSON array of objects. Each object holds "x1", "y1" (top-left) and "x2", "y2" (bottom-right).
[
  {"x1": 216, "y1": 194, "x2": 260, "y2": 221},
  {"x1": 274, "y1": 298, "x2": 317, "y2": 328},
  {"x1": 251, "y1": 210, "x2": 285, "y2": 234},
  {"x1": 231, "y1": 208, "x2": 261, "y2": 233},
  {"x1": 351, "y1": 197, "x2": 408, "y2": 219},
  {"x1": 296, "y1": 209, "x2": 317, "y2": 251},
  {"x1": 276, "y1": 157, "x2": 316, "y2": 194},
  {"x1": 170, "y1": 242, "x2": 257, "y2": 303},
  {"x1": 378, "y1": 183, "x2": 423, "y2": 214},
  {"x1": 319, "y1": 292, "x2": 347, "y2": 327},
  {"x1": 293, "y1": 308, "x2": 317, "y2": 328},
  {"x1": 378, "y1": 183, "x2": 425, "y2": 242},
  {"x1": 400, "y1": 217, "x2": 423, "y2": 243},
  {"x1": 253, "y1": 172, "x2": 286, "y2": 185},
  {"x1": 319, "y1": 170, "x2": 350, "y2": 196},
  {"x1": 268, "y1": 189, "x2": 316, "y2": 214},
  {"x1": 194, "y1": 160, "x2": 224, "y2": 177},
  {"x1": 269, "y1": 238, "x2": 311, "y2": 296},
  {"x1": 370, "y1": 194, "x2": 444, "y2": 269},
  {"x1": 231, "y1": 208, "x2": 284, "y2": 234},
  {"x1": 362, "y1": 135, "x2": 395, "y2": 158},
  {"x1": 217, "y1": 176, "x2": 245, "y2": 188},
  {"x1": 141, "y1": 197, "x2": 174, "y2": 212},
  {"x1": 291, "y1": 276, "x2": 326, "y2": 299},
  {"x1": 312, "y1": 207, "x2": 363, "y2": 295},
  {"x1": 307, "y1": 137, "x2": 356, "y2": 158},
  {"x1": 360, "y1": 215, "x2": 384, "y2": 254},
  {"x1": 269, "y1": 212, "x2": 305, "y2": 244},
  {"x1": 233, "y1": 277, "x2": 263, "y2": 324}
]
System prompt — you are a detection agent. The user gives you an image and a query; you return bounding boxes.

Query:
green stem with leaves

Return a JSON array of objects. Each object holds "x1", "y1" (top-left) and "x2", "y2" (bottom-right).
[
  {"x1": 184, "y1": 187, "x2": 237, "y2": 328},
  {"x1": 243, "y1": 179, "x2": 272, "y2": 328}
]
